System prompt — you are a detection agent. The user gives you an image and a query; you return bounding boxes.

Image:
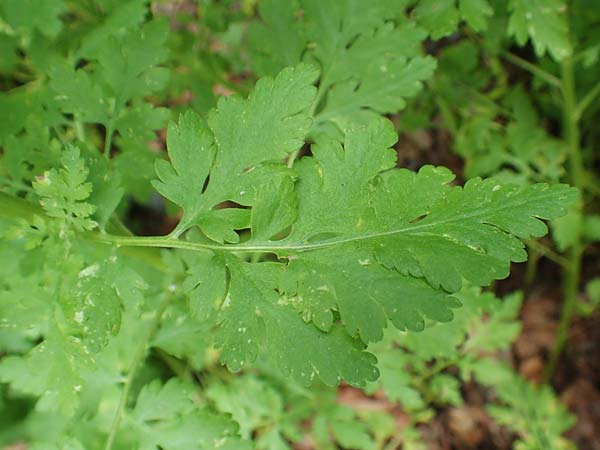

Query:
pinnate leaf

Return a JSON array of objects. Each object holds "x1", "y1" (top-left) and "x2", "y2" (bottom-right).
[{"x1": 156, "y1": 92, "x2": 576, "y2": 386}]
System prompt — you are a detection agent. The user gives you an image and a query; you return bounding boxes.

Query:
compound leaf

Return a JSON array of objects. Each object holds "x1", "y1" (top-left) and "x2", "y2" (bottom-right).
[{"x1": 168, "y1": 113, "x2": 575, "y2": 387}]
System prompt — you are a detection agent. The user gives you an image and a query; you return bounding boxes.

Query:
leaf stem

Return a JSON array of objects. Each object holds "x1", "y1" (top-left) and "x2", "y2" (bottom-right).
[
  {"x1": 104, "y1": 124, "x2": 114, "y2": 159},
  {"x1": 544, "y1": 56, "x2": 584, "y2": 381},
  {"x1": 84, "y1": 183, "x2": 569, "y2": 255},
  {"x1": 574, "y1": 79, "x2": 600, "y2": 120},
  {"x1": 75, "y1": 118, "x2": 86, "y2": 142},
  {"x1": 103, "y1": 294, "x2": 172, "y2": 450},
  {"x1": 525, "y1": 239, "x2": 571, "y2": 269},
  {"x1": 501, "y1": 51, "x2": 561, "y2": 88}
]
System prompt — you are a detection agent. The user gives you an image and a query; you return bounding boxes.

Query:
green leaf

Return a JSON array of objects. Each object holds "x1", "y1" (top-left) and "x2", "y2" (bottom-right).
[
  {"x1": 155, "y1": 64, "x2": 318, "y2": 237},
  {"x1": 430, "y1": 373, "x2": 463, "y2": 406},
  {"x1": 472, "y1": 359, "x2": 576, "y2": 449},
  {"x1": 33, "y1": 146, "x2": 96, "y2": 231},
  {"x1": 248, "y1": 0, "x2": 434, "y2": 135},
  {"x1": 507, "y1": 0, "x2": 572, "y2": 61},
  {"x1": 248, "y1": 0, "x2": 306, "y2": 77},
  {"x1": 0, "y1": 326, "x2": 92, "y2": 415},
  {"x1": 152, "y1": 302, "x2": 213, "y2": 368},
  {"x1": 585, "y1": 278, "x2": 600, "y2": 305},
  {"x1": 133, "y1": 378, "x2": 195, "y2": 423},
  {"x1": 163, "y1": 113, "x2": 575, "y2": 386},
  {"x1": 365, "y1": 347, "x2": 426, "y2": 410},
  {"x1": 48, "y1": 63, "x2": 111, "y2": 126},
  {"x1": 131, "y1": 379, "x2": 252, "y2": 450},
  {"x1": 206, "y1": 375, "x2": 285, "y2": 440},
  {"x1": 459, "y1": 0, "x2": 494, "y2": 32},
  {"x1": 77, "y1": 0, "x2": 149, "y2": 57},
  {"x1": 152, "y1": 111, "x2": 216, "y2": 232},
  {"x1": 85, "y1": 19, "x2": 170, "y2": 100},
  {"x1": 216, "y1": 255, "x2": 379, "y2": 387},
  {"x1": 0, "y1": 34, "x2": 19, "y2": 73},
  {"x1": 286, "y1": 119, "x2": 576, "y2": 293},
  {"x1": 251, "y1": 177, "x2": 297, "y2": 242},
  {"x1": 48, "y1": 16, "x2": 170, "y2": 150},
  {"x1": 414, "y1": 0, "x2": 460, "y2": 38},
  {"x1": 582, "y1": 214, "x2": 600, "y2": 243},
  {"x1": 455, "y1": 86, "x2": 567, "y2": 184},
  {"x1": 183, "y1": 252, "x2": 228, "y2": 319},
  {"x1": 552, "y1": 207, "x2": 582, "y2": 251},
  {"x1": 414, "y1": 0, "x2": 494, "y2": 38},
  {"x1": 313, "y1": 403, "x2": 377, "y2": 450},
  {"x1": 83, "y1": 152, "x2": 124, "y2": 229},
  {"x1": 0, "y1": 0, "x2": 66, "y2": 37},
  {"x1": 59, "y1": 259, "x2": 141, "y2": 353},
  {"x1": 318, "y1": 55, "x2": 437, "y2": 128}
]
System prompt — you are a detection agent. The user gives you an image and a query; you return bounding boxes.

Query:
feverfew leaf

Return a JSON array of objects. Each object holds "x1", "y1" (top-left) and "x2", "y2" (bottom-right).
[
  {"x1": 312, "y1": 402, "x2": 379, "y2": 450},
  {"x1": 0, "y1": 34, "x2": 19, "y2": 73},
  {"x1": 33, "y1": 146, "x2": 96, "y2": 231},
  {"x1": 455, "y1": 86, "x2": 567, "y2": 184},
  {"x1": 152, "y1": 111, "x2": 216, "y2": 233},
  {"x1": 152, "y1": 305, "x2": 212, "y2": 368},
  {"x1": 49, "y1": 16, "x2": 170, "y2": 150},
  {"x1": 415, "y1": 0, "x2": 494, "y2": 38},
  {"x1": 414, "y1": 0, "x2": 460, "y2": 38},
  {"x1": 318, "y1": 55, "x2": 436, "y2": 129},
  {"x1": 59, "y1": 259, "x2": 140, "y2": 353},
  {"x1": 166, "y1": 114, "x2": 575, "y2": 386},
  {"x1": 507, "y1": 0, "x2": 572, "y2": 61},
  {"x1": 206, "y1": 64, "x2": 317, "y2": 195},
  {"x1": 0, "y1": 326, "x2": 92, "y2": 415},
  {"x1": 472, "y1": 359, "x2": 576, "y2": 449},
  {"x1": 206, "y1": 375, "x2": 285, "y2": 441},
  {"x1": 284, "y1": 119, "x2": 577, "y2": 293},
  {"x1": 131, "y1": 379, "x2": 252, "y2": 450},
  {"x1": 248, "y1": 0, "x2": 306, "y2": 77},
  {"x1": 586, "y1": 278, "x2": 600, "y2": 305},
  {"x1": 77, "y1": 0, "x2": 149, "y2": 58},
  {"x1": 429, "y1": 374, "x2": 463, "y2": 406},
  {"x1": 248, "y1": 0, "x2": 434, "y2": 134},
  {"x1": 155, "y1": 64, "x2": 318, "y2": 237},
  {"x1": 216, "y1": 256, "x2": 379, "y2": 387},
  {"x1": 0, "y1": 0, "x2": 66, "y2": 37},
  {"x1": 552, "y1": 207, "x2": 582, "y2": 252},
  {"x1": 459, "y1": 0, "x2": 495, "y2": 32}
]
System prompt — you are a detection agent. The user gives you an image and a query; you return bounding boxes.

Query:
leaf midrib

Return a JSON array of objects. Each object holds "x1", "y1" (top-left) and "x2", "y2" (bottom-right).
[{"x1": 87, "y1": 187, "x2": 560, "y2": 254}]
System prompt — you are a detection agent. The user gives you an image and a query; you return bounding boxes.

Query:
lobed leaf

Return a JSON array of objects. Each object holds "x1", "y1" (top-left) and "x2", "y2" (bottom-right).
[{"x1": 153, "y1": 74, "x2": 576, "y2": 386}]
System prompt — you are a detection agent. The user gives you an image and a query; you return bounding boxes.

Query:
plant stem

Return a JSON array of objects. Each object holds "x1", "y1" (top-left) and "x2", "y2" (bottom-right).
[
  {"x1": 544, "y1": 56, "x2": 584, "y2": 381},
  {"x1": 501, "y1": 51, "x2": 562, "y2": 88},
  {"x1": 574, "y1": 79, "x2": 600, "y2": 120},
  {"x1": 103, "y1": 295, "x2": 172, "y2": 450},
  {"x1": 104, "y1": 124, "x2": 114, "y2": 159},
  {"x1": 525, "y1": 239, "x2": 571, "y2": 269},
  {"x1": 75, "y1": 118, "x2": 86, "y2": 142}
]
